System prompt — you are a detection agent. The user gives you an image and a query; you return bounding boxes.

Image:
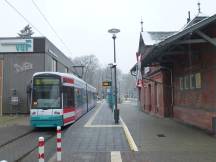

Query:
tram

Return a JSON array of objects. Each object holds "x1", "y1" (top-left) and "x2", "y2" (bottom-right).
[{"x1": 29, "y1": 72, "x2": 97, "y2": 127}]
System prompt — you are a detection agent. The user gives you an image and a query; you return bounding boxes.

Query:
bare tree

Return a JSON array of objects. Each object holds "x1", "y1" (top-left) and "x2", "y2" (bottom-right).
[
  {"x1": 120, "y1": 73, "x2": 137, "y2": 98},
  {"x1": 70, "y1": 55, "x2": 135, "y2": 99},
  {"x1": 71, "y1": 55, "x2": 99, "y2": 85}
]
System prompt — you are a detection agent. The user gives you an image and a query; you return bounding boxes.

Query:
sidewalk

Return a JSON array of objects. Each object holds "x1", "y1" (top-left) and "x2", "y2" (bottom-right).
[
  {"x1": 119, "y1": 100, "x2": 216, "y2": 162},
  {"x1": 60, "y1": 101, "x2": 129, "y2": 162}
]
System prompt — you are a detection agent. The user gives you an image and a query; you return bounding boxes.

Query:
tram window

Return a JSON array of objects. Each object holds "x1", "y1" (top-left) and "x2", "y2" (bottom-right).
[
  {"x1": 75, "y1": 88, "x2": 85, "y2": 107},
  {"x1": 63, "y1": 86, "x2": 74, "y2": 107}
]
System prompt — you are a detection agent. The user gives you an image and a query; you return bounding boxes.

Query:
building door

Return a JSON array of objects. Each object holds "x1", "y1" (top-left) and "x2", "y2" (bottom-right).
[
  {"x1": 148, "y1": 84, "x2": 151, "y2": 112},
  {"x1": 154, "y1": 83, "x2": 158, "y2": 113},
  {"x1": 0, "y1": 60, "x2": 3, "y2": 115}
]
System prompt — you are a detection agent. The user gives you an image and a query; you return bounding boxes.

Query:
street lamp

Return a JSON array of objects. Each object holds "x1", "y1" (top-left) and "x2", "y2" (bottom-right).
[
  {"x1": 108, "y1": 28, "x2": 120, "y2": 124},
  {"x1": 108, "y1": 63, "x2": 114, "y2": 111}
]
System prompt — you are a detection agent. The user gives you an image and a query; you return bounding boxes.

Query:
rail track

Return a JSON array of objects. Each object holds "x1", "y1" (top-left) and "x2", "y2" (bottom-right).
[{"x1": 0, "y1": 128, "x2": 56, "y2": 162}]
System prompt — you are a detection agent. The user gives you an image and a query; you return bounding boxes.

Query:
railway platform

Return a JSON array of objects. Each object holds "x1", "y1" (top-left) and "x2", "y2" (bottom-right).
[
  {"x1": 0, "y1": 99, "x2": 216, "y2": 161},
  {"x1": 49, "y1": 99, "x2": 216, "y2": 162}
]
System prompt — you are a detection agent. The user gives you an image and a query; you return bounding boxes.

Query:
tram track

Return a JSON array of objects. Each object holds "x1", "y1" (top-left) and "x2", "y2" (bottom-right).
[
  {"x1": 0, "y1": 129, "x2": 56, "y2": 162},
  {"x1": 15, "y1": 133, "x2": 55, "y2": 162},
  {"x1": 0, "y1": 129, "x2": 34, "y2": 149},
  {"x1": 0, "y1": 105, "x2": 100, "y2": 161}
]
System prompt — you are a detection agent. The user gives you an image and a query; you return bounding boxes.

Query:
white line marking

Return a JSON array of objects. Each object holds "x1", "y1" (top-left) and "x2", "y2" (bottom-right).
[
  {"x1": 84, "y1": 101, "x2": 138, "y2": 152},
  {"x1": 85, "y1": 125, "x2": 122, "y2": 128},
  {"x1": 111, "y1": 151, "x2": 122, "y2": 162},
  {"x1": 120, "y1": 117, "x2": 138, "y2": 152},
  {"x1": 84, "y1": 101, "x2": 104, "y2": 127},
  {"x1": 84, "y1": 101, "x2": 122, "y2": 128}
]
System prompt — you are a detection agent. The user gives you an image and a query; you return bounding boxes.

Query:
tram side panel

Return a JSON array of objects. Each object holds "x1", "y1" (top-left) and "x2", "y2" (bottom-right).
[
  {"x1": 74, "y1": 86, "x2": 88, "y2": 120},
  {"x1": 62, "y1": 85, "x2": 76, "y2": 126},
  {"x1": 86, "y1": 85, "x2": 97, "y2": 111}
]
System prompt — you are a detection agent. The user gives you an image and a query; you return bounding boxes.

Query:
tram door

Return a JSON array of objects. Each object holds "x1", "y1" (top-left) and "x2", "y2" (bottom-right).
[{"x1": 0, "y1": 60, "x2": 3, "y2": 115}]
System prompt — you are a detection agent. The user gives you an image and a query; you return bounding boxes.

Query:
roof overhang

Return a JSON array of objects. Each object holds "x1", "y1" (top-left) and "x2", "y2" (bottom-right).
[{"x1": 142, "y1": 13, "x2": 216, "y2": 67}]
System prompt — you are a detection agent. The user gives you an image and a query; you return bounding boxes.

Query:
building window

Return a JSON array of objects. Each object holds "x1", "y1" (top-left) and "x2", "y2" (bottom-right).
[
  {"x1": 184, "y1": 75, "x2": 190, "y2": 90},
  {"x1": 65, "y1": 67, "x2": 68, "y2": 73},
  {"x1": 195, "y1": 73, "x2": 201, "y2": 88},
  {"x1": 179, "y1": 77, "x2": 184, "y2": 90},
  {"x1": 52, "y1": 59, "x2": 57, "y2": 72},
  {"x1": 190, "y1": 74, "x2": 196, "y2": 89},
  {"x1": 179, "y1": 72, "x2": 201, "y2": 91}
]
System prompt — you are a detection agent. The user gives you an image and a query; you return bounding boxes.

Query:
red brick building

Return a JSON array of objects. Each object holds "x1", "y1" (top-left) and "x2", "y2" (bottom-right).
[
  {"x1": 131, "y1": 13, "x2": 216, "y2": 133},
  {"x1": 132, "y1": 32, "x2": 175, "y2": 118}
]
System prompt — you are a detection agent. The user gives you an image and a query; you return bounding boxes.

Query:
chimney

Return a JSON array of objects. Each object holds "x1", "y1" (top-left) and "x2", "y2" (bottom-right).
[{"x1": 187, "y1": 11, "x2": 191, "y2": 23}]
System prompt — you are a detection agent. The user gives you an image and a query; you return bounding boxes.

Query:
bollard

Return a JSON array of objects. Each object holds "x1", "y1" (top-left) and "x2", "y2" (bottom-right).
[
  {"x1": 38, "y1": 137, "x2": 45, "y2": 162},
  {"x1": 57, "y1": 126, "x2": 62, "y2": 161}
]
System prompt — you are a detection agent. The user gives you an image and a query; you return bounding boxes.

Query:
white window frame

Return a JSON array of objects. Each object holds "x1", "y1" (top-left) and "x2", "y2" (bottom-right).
[{"x1": 51, "y1": 59, "x2": 57, "y2": 72}]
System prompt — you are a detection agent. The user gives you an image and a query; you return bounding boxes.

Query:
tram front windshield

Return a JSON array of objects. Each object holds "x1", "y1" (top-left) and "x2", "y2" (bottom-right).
[{"x1": 32, "y1": 77, "x2": 61, "y2": 109}]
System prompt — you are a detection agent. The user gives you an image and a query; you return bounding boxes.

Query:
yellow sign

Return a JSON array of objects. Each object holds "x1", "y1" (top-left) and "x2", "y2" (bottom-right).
[{"x1": 102, "y1": 81, "x2": 111, "y2": 87}]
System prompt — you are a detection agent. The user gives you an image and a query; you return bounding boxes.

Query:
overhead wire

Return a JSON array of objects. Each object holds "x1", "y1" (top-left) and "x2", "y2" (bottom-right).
[
  {"x1": 4, "y1": 0, "x2": 44, "y2": 36},
  {"x1": 4, "y1": 0, "x2": 73, "y2": 56},
  {"x1": 31, "y1": 0, "x2": 73, "y2": 55}
]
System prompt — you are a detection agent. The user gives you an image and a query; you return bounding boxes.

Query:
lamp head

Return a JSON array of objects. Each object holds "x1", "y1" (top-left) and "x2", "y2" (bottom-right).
[
  {"x1": 108, "y1": 28, "x2": 120, "y2": 34},
  {"x1": 108, "y1": 63, "x2": 116, "y2": 68},
  {"x1": 108, "y1": 63, "x2": 113, "y2": 67}
]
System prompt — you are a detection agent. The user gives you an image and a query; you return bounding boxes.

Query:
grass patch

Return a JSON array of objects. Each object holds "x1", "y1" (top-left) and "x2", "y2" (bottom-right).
[{"x1": 0, "y1": 115, "x2": 18, "y2": 124}]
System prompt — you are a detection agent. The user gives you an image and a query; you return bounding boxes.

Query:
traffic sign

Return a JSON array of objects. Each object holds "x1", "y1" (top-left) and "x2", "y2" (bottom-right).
[{"x1": 102, "y1": 81, "x2": 112, "y2": 87}]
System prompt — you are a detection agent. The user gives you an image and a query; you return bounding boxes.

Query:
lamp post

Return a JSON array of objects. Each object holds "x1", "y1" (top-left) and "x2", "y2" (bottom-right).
[
  {"x1": 108, "y1": 63, "x2": 114, "y2": 111},
  {"x1": 108, "y1": 28, "x2": 120, "y2": 124}
]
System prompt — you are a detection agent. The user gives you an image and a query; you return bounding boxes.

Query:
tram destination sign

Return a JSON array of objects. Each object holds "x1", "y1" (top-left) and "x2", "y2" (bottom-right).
[
  {"x1": 102, "y1": 81, "x2": 112, "y2": 87},
  {"x1": 0, "y1": 39, "x2": 33, "y2": 53}
]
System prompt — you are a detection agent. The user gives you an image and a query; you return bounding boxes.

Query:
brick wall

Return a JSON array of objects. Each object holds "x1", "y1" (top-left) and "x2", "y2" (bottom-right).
[
  {"x1": 174, "y1": 106, "x2": 216, "y2": 131},
  {"x1": 173, "y1": 44, "x2": 216, "y2": 131},
  {"x1": 140, "y1": 69, "x2": 171, "y2": 117}
]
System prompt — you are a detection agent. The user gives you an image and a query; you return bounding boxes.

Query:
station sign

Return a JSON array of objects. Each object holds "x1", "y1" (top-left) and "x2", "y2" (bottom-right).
[
  {"x1": 102, "y1": 81, "x2": 112, "y2": 87},
  {"x1": 144, "y1": 67, "x2": 150, "y2": 74},
  {"x1": 0, "y1": 39, "x2": 33, "y2": 53}
]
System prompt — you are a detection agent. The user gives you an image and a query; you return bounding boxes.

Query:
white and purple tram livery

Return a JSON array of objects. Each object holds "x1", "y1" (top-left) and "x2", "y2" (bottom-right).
[{"x1": 30, "y1": 72, "x2": 96, "y2": 127}]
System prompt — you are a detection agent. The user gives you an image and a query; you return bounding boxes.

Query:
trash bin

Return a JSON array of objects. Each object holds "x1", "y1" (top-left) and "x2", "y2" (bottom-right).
[{"x1": 114, "y1": 109, "x2": 119, "y2": 124}]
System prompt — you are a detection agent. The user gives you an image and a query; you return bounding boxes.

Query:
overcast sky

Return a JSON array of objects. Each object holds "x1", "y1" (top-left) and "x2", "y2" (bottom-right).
[{"x1": 0, "y1": 0, "x2": 215, "y2": 73}]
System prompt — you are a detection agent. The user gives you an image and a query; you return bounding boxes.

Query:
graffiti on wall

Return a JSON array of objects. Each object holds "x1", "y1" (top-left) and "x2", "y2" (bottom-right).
[{"x1": 14, "y1": 62, "x2": 33, "y2": 73}]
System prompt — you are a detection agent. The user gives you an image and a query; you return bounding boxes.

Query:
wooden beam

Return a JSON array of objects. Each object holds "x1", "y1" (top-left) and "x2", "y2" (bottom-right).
[
  {"x1": 175, "y1": 38, "x2": 209, "y2": 44},
  {"x1": 162, "y1": 51, "x2": 186, "y2": 56},
  {"x1": 195, "y1": 30, "x2": 216, "y2": 47}
]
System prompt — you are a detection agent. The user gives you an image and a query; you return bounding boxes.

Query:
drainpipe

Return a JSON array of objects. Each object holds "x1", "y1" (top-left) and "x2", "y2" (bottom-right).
[{"x1": 170, "y1": 68, "x2": 174, "y2": 117}]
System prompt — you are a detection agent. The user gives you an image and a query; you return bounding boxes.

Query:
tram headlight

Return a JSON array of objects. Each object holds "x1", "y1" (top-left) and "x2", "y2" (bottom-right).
[{"x1": 54, "y1": 111, "x2": 60, "y2": 115}]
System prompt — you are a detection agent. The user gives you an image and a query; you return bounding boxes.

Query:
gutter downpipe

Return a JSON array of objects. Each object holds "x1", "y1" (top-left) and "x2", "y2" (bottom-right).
[{"x1": 170, "y1": 68, "x2": 174, "y2": 117}]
